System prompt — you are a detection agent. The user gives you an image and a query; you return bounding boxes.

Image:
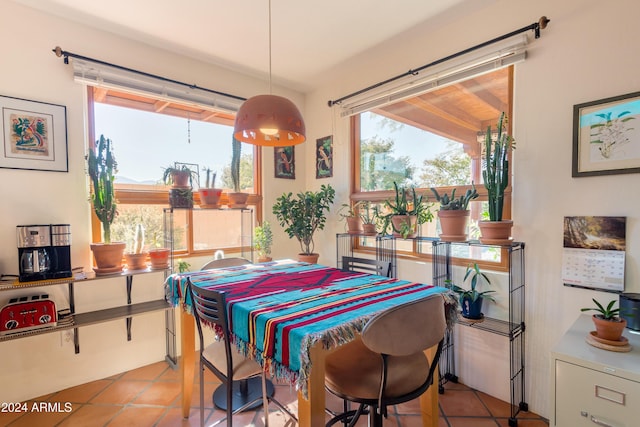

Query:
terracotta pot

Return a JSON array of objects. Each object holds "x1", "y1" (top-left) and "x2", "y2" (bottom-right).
[
  {"x1": 124, "y1": 252, "x2": 148, "y2": 271},
  {"x1": 257, "y1": 256, "x2": 273, "y2": 263},
  {"x1": 228, "y1": 192, "x2": 249, "y2": 209},
  {"x1": 390, "y1": 215, "x2": 417, "y2": 238},
  {"x1": 479, "y1": 220, "x2": 514, "y2": 245},
  {"x1": 298, "y1": 253, "x2": 320, "y2": 264},
  {"x1": 438, "y1": 210, "x2": 470, "y2": 242},
  {"x1": 90, "y1": 242, "x2": 126, "y2": 275},
  {"x1": 171, "y1": 170, "x2": 191, "y2": 188},
  {"x1": 346, "y1": 216, "x2": 362, "y2": 234},
  {"x1": 592, "y1": 315, "x2": 627, "y2": 341},
  {"x1": 198, "y1": 188, "x2": 222, "y2": 208},
  {"x1": 148, "y1": 248, "x2": 170, "y2": 270},
  {"x1": 362, "y1": 223, "x2": 377, "y2": 236}
]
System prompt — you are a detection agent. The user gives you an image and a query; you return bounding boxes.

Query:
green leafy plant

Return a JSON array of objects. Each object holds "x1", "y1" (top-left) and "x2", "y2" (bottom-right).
[
  {"x1": 482, "y1": 112, "x2": 515, "y2": 221},
  {"x1": 254, "y1": 221, "x2": 273, "y2": 258},
  {"x1": 162, "y1": 163, "x2": 196, "y2": 187},
  {"x1": 447, "y1": 263, "x2": 496, "y2": 304},
  {"x1": 272, "y1": 184, "x2": 336, "y2": 255},
  {"x1": 202, "y1": 167, "x2": 217, "y2": 188},
  {"x1": 231, "y1": 136, "x2": 242, "y2": 192},
  {"x1": 87, "y1": 134, "x2": 118, "y2": 244},
  {"x1": 581, "y1": 299, "x2": 621, "y2": 321},
  {"x1": 379, "y1": 181, "x2": 433, "y2": 237},
  {"x1": 176, "y1": 259, "x2": 191, "y2": 273},
  {"x1": 358, "y1": 201, "x2": 378, "y2": 225},
  {"x1": 431, "y1": 183, "x2": 478, "y2": 210}
]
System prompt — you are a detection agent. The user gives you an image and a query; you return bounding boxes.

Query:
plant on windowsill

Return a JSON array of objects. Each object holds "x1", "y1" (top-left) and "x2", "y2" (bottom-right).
[
  {"x1": 87, "y1": 134, "x2": 126, "y2": 274},
  {"x1": 338, "y1": 202, "x2": 363, "y2": 235},
  {"x1": 379, "y1": 181, "x2": 433, "y2": 239},
  {"x1": 228, "y1": 136, "x2": 249, "y2": 208},
  {"x1": 359, "y1": 201, "x2": 379, "y2": 236},
  {"x1": 254, "y1": 220, "x2": 274, "y2": 263},
  {"x1": 272, "y1": 184, "x2": 336, "y2": 263},
  {"x1": 447, "y1": 263, "x2": 496, "y2": 321},
  {"x1": 198, "y1": 168, "x2": 222, "y2": 208},
  {"x1": 124, "y1": 223, "x2": 148, "y2": 271},
  {"x1": 480, "y1": 112, "x2": 516, "y2": 244},
  {"x1": 581, "y1": 298, "x2": 627, "y2": 342},
  {"x1": 163, "y1": 163, "x2": 196, "y2": 208},
  {"x1": 431, "y1": 183, "x2": 478, "y2": 242}
]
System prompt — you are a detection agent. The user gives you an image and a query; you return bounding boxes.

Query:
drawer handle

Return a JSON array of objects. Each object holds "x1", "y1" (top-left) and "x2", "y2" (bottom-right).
[{"x1": 590, "y1": 415, "x2": 614, "y2": 427}]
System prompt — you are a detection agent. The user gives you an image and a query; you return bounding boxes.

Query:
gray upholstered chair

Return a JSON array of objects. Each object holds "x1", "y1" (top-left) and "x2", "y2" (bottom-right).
[
  {"x1": 324, "y1": 293, "x2": 447, "y2": 427},
  {"x1": 200, "y1": 256, "x2": 251, "y2": 271}
]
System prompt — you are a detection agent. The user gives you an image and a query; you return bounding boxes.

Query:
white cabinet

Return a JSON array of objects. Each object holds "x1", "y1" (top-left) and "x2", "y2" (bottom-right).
[{"x1": 551, "y1": 314, "x2": 640, "y2": 427}]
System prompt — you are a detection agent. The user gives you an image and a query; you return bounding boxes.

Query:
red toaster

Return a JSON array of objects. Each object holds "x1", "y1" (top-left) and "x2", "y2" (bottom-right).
[{"x1": 0, "y1": 294, "x2": 57, "y2": 335}]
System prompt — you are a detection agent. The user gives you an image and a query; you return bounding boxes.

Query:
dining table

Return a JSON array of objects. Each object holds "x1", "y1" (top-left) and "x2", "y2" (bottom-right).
[{"x1": 164, "y1": 259, "x2": 454, "y2": 427}]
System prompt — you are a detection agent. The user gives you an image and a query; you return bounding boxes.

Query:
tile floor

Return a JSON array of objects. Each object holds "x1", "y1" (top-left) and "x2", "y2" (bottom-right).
[{"x1": 0, "y1": 359, "x2": 549, "y2": 427}]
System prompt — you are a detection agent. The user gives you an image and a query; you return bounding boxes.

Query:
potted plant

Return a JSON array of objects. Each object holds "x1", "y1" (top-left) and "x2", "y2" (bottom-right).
[
  {"x1": 228, "y1": 137, "x2": 249, "y2": 208},
  {"x1": 338, "y1": 202, "x2": 363, "y2": 234},
  {"x1": 87, "y1": 134, "x2": 126, "y2": 274},
  {"x1": 254, "y1": 220, "x2": 274, "y2": 263},
  {"x1": 447, "y1": 263, "x2": 496, "y2": 320},
  {"x1": 198, "y1": 167, "x2": 222, "y2": 208},
  {"x1": 581, "y1": 298, "x2": 627, "y2": 342},
  {"x1": 480, "y1": 112, "x2": 516, "y2": 244},
  {"x1": 124, "y1": 223, "x2": 148, "y2": 271},
  {"x1": 163, "y1": 163, "x2": 196, "y2": 208},
  {"x1": 380, "y1": 182, "x2": 433, "y2": 239},
  {"x1": 431, "y1": 183, "x2": 478, "y2": 242},
  {"x1": 272, "y1": 184, "x2": 336, "y2": 263},
  {"x1": 175, "y1": 259, "x2": 191, "y2": 273},
  {"x1": 359, "y1": 201, "x2": 379, "y2": 236}
]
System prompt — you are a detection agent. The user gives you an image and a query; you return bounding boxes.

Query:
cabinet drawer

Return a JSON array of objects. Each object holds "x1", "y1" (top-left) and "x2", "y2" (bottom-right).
[{"x1": 555, "y1": 360, "x2": 640, "y2": 427}]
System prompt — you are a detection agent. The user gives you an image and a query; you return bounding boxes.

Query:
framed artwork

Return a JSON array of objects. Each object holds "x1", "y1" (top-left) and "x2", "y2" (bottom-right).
[
  {"x1": 0, "y1": 95, "x2": 68, "y2": 172},
  {"x1": 274, "y1": 146, "x2": 295, "y2": 179},
  {"x1": 316, "y1": 135, "x2": 333, "y2": 179},
  {"x1": 572, "y1": 91, "x2": 640, "y2": 177}
]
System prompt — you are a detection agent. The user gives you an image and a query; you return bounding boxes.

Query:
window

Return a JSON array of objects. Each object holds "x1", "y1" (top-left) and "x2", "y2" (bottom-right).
[
  {"x1": 350, "y1": 67, "x2": 513, "y2": 268},
  {"x1": 88, "y1": 87, "x2": 261, "y2": 257}
]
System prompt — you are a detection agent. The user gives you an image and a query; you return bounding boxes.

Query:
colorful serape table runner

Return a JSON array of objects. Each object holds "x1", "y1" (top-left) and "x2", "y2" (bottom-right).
[{"x1": 165, "y1": 259, "x2": 453, "y2": 396}]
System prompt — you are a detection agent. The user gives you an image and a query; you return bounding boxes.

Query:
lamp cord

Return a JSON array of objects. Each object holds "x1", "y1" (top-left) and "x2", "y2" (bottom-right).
[{"x1": 268, "y1": 0, "x2": 272, "y2": 94}]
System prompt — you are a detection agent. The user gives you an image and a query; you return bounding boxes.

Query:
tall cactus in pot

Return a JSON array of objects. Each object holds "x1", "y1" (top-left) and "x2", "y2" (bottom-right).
[
  {"x1": 87, "y1": 134, "x2": 118, "y2": 243},
  {"x1": 482, "y1": 112, "x2": 515, "y2": 221}
]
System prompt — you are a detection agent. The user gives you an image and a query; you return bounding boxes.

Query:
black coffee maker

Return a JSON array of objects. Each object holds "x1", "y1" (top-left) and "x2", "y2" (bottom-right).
[{"x1": 17, "y1": 224, "x2": 72, "y2": 282}]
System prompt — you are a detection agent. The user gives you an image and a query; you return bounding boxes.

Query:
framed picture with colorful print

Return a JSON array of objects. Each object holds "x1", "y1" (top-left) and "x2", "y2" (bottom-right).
[
  {"x1": 0, "y1": 95, "x2": 68, "y2": 172},
  {"x1": 316, "y1": 135, "x2": 333, "y2": 179},
  {"x1": 274, "y1": 146, "x2": 295, "y2": 179}
]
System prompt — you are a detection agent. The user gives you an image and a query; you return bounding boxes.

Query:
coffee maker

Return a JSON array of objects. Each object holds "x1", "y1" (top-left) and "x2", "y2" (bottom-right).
[{"x1": 17, "y1": 224, "x2": 72, "y2": 282}]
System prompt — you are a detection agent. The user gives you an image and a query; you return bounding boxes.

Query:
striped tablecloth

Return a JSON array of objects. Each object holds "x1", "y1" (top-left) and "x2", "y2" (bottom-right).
[{"x1": 165, "y1": 259, "x2": 453, "y2": 395}]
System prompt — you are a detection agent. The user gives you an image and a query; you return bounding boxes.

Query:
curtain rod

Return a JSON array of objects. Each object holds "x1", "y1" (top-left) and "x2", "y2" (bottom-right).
[
  {"x1": 327, "y1": 16, "x2": 550, "y2": 108},
  {"x1": 52, "y1": 46, "x2": 247, "y2": 102}
]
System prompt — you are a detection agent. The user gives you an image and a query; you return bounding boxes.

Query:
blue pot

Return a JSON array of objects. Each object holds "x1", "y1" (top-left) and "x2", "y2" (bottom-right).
[{"x1": 460, "y1": 296, "x2": 484, "y2": 319}]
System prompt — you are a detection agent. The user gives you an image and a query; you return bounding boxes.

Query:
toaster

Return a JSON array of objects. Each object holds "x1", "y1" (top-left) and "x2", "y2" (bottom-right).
[{"x1": 0, "y1": 294, "x2": 57, "y2": 335}]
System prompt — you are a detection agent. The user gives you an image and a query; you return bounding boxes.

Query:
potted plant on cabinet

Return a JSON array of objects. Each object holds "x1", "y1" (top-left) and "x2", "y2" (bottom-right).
[
  {"x1": 480, "y1": 112, "x2": 515, "y2": 244},
  {"x1": 254, "y1": 220, "x2": 274, "y2": 263},
  {"x1": 338, "y1": 202, "x2": 363, "y2": 234},
  {"x1": 163, "y1": 163, "x2": 196, "y2": 208},
  {"x1": 359, "y1": 201, "x2": 379, "y2": 236},
  {"x1": 431, "y1": 183, "x2": 478, "y2": 242},
  {"x1": 581, "y1": 298, "x2": 627, "y2": 342},
  {"x1": 124, "y1": 223, "x2": 148, "y2": 271},
  {"x1": 87, "y1": 134, "x2": 126, "y2": 274},
  {"x1": 447, "y1": 263, "x2": 496, "y2": 321},
  {"x1": 228, "y1": 137, "x2": 249, "y2": 208},
  {"x1": 380, "y1": 182, "x2": 432, "y2": 239},
  {"x1": 272, "y1": 184, "x2": 336, "y2": 263},
  {"x1": 198, "y1": 167, "x2": 222, "y2": 208}
]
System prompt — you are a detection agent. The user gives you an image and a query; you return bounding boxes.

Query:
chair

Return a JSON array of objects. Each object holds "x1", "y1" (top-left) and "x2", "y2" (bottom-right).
[
  {"x1": 201, "y1": 256, "x2": 252, "y2": 271},
  {"x1": 341, "y1": 256, "x2": 392, "y2": 278},
  {"x1": 324, "y1": 293, "x2": 447, "y2": 427},
  {"x1": 188, "y1": 281, "x2": 296, "y2": 426}
]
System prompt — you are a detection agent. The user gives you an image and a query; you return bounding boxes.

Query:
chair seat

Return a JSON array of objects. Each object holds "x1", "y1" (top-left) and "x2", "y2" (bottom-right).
[
  {"x1": 203, "y1": 340, "x2": 263, "y2": 380},
  {"x1": 325, "y1": 338, "x2": 430, "y2": 401}
]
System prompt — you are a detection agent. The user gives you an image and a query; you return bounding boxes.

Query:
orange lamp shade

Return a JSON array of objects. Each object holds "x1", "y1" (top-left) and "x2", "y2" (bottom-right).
[{"x1": 233, "y1": 94, "x2": 306, "y2": 146}]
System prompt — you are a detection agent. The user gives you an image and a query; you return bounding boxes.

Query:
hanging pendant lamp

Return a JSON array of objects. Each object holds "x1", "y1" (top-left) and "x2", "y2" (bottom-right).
[{"x1": 233, "y1": 0, "x2": 306, "y2": 147}]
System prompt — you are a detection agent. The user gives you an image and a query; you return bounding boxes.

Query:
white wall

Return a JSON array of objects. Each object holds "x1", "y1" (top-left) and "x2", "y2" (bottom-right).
[{"x1": 306, "y1": 0, "x2": 640, "y2": 418}]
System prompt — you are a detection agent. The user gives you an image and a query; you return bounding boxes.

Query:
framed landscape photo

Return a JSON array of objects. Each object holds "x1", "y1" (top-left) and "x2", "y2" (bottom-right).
[
  {"x1": 274, "y1": 146, "x2": 295, "y2": 179},
  {"x1": 572, "y1": 91, "x2": 640, "y2": 177},
  {"x1": 0, "y1": 95, "x2": 68, "y2": 172}
]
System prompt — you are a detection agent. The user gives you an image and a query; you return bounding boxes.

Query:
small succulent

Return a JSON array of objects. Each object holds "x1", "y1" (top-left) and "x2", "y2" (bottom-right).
[{"x1": 431, "y1": 183, "x2": 479, "y2": 210}]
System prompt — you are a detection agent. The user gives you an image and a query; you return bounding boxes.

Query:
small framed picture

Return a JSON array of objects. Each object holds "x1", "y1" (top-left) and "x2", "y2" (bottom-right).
[
  {"x1": 0, "y1": 95, "x2": 68, "y2": 172},
  {"x1": 316, "y1": 135, "x2": 333, "y2": 179},
  {"x1": 572, "y1": 91, "x2": 640, "y2": 177},
  {"x1": 274, "y1": 146, "x2": 295, "y2": 179}
]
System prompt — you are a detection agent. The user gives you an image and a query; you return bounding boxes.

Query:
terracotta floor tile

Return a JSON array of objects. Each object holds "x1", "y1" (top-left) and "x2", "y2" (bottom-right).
[
  {"x1": 105, "y1": 405, "x2": 166, "y2": 426},
  {"x1": 57, "y1": 404, "x2": 122, "y2": 427},
  {"x1": 447, "y1": 417, "x2": 500, "y2": 427},
  {"x1": 120, "y1": 361, "x2": 169, "y2": 381},
  {"x1": 438, "y1": 389, "x2": 491, "y2": 417},
  {"x1": 133, "y1": 381, "x2": 181, "y2": 406},
  {"x1": 48, "y1": 379, "x2": 112, "y2": 404},
  {"x1": 476, "y1": 391, "x2": 513, "y2": 418},
  {"x1": 90, "y1": 380, "x2": 150, "y2": 404},
  {"x1": 156, "y1": 407, "x2": 210, "y2": 427}
]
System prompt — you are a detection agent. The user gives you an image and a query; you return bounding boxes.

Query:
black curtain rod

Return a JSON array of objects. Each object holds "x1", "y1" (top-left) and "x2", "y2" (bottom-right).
[
  {"x1": 327, "y1": 16, "x2": 550, "y2": 107},
  {"x1": 52, "y1": 46, "x2": 247, "y2": 102}
]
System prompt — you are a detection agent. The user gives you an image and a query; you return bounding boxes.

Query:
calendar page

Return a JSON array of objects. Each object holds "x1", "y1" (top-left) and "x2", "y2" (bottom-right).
[{"x1": 562, "y1": 216, "x2": 626, "y2": 292}]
